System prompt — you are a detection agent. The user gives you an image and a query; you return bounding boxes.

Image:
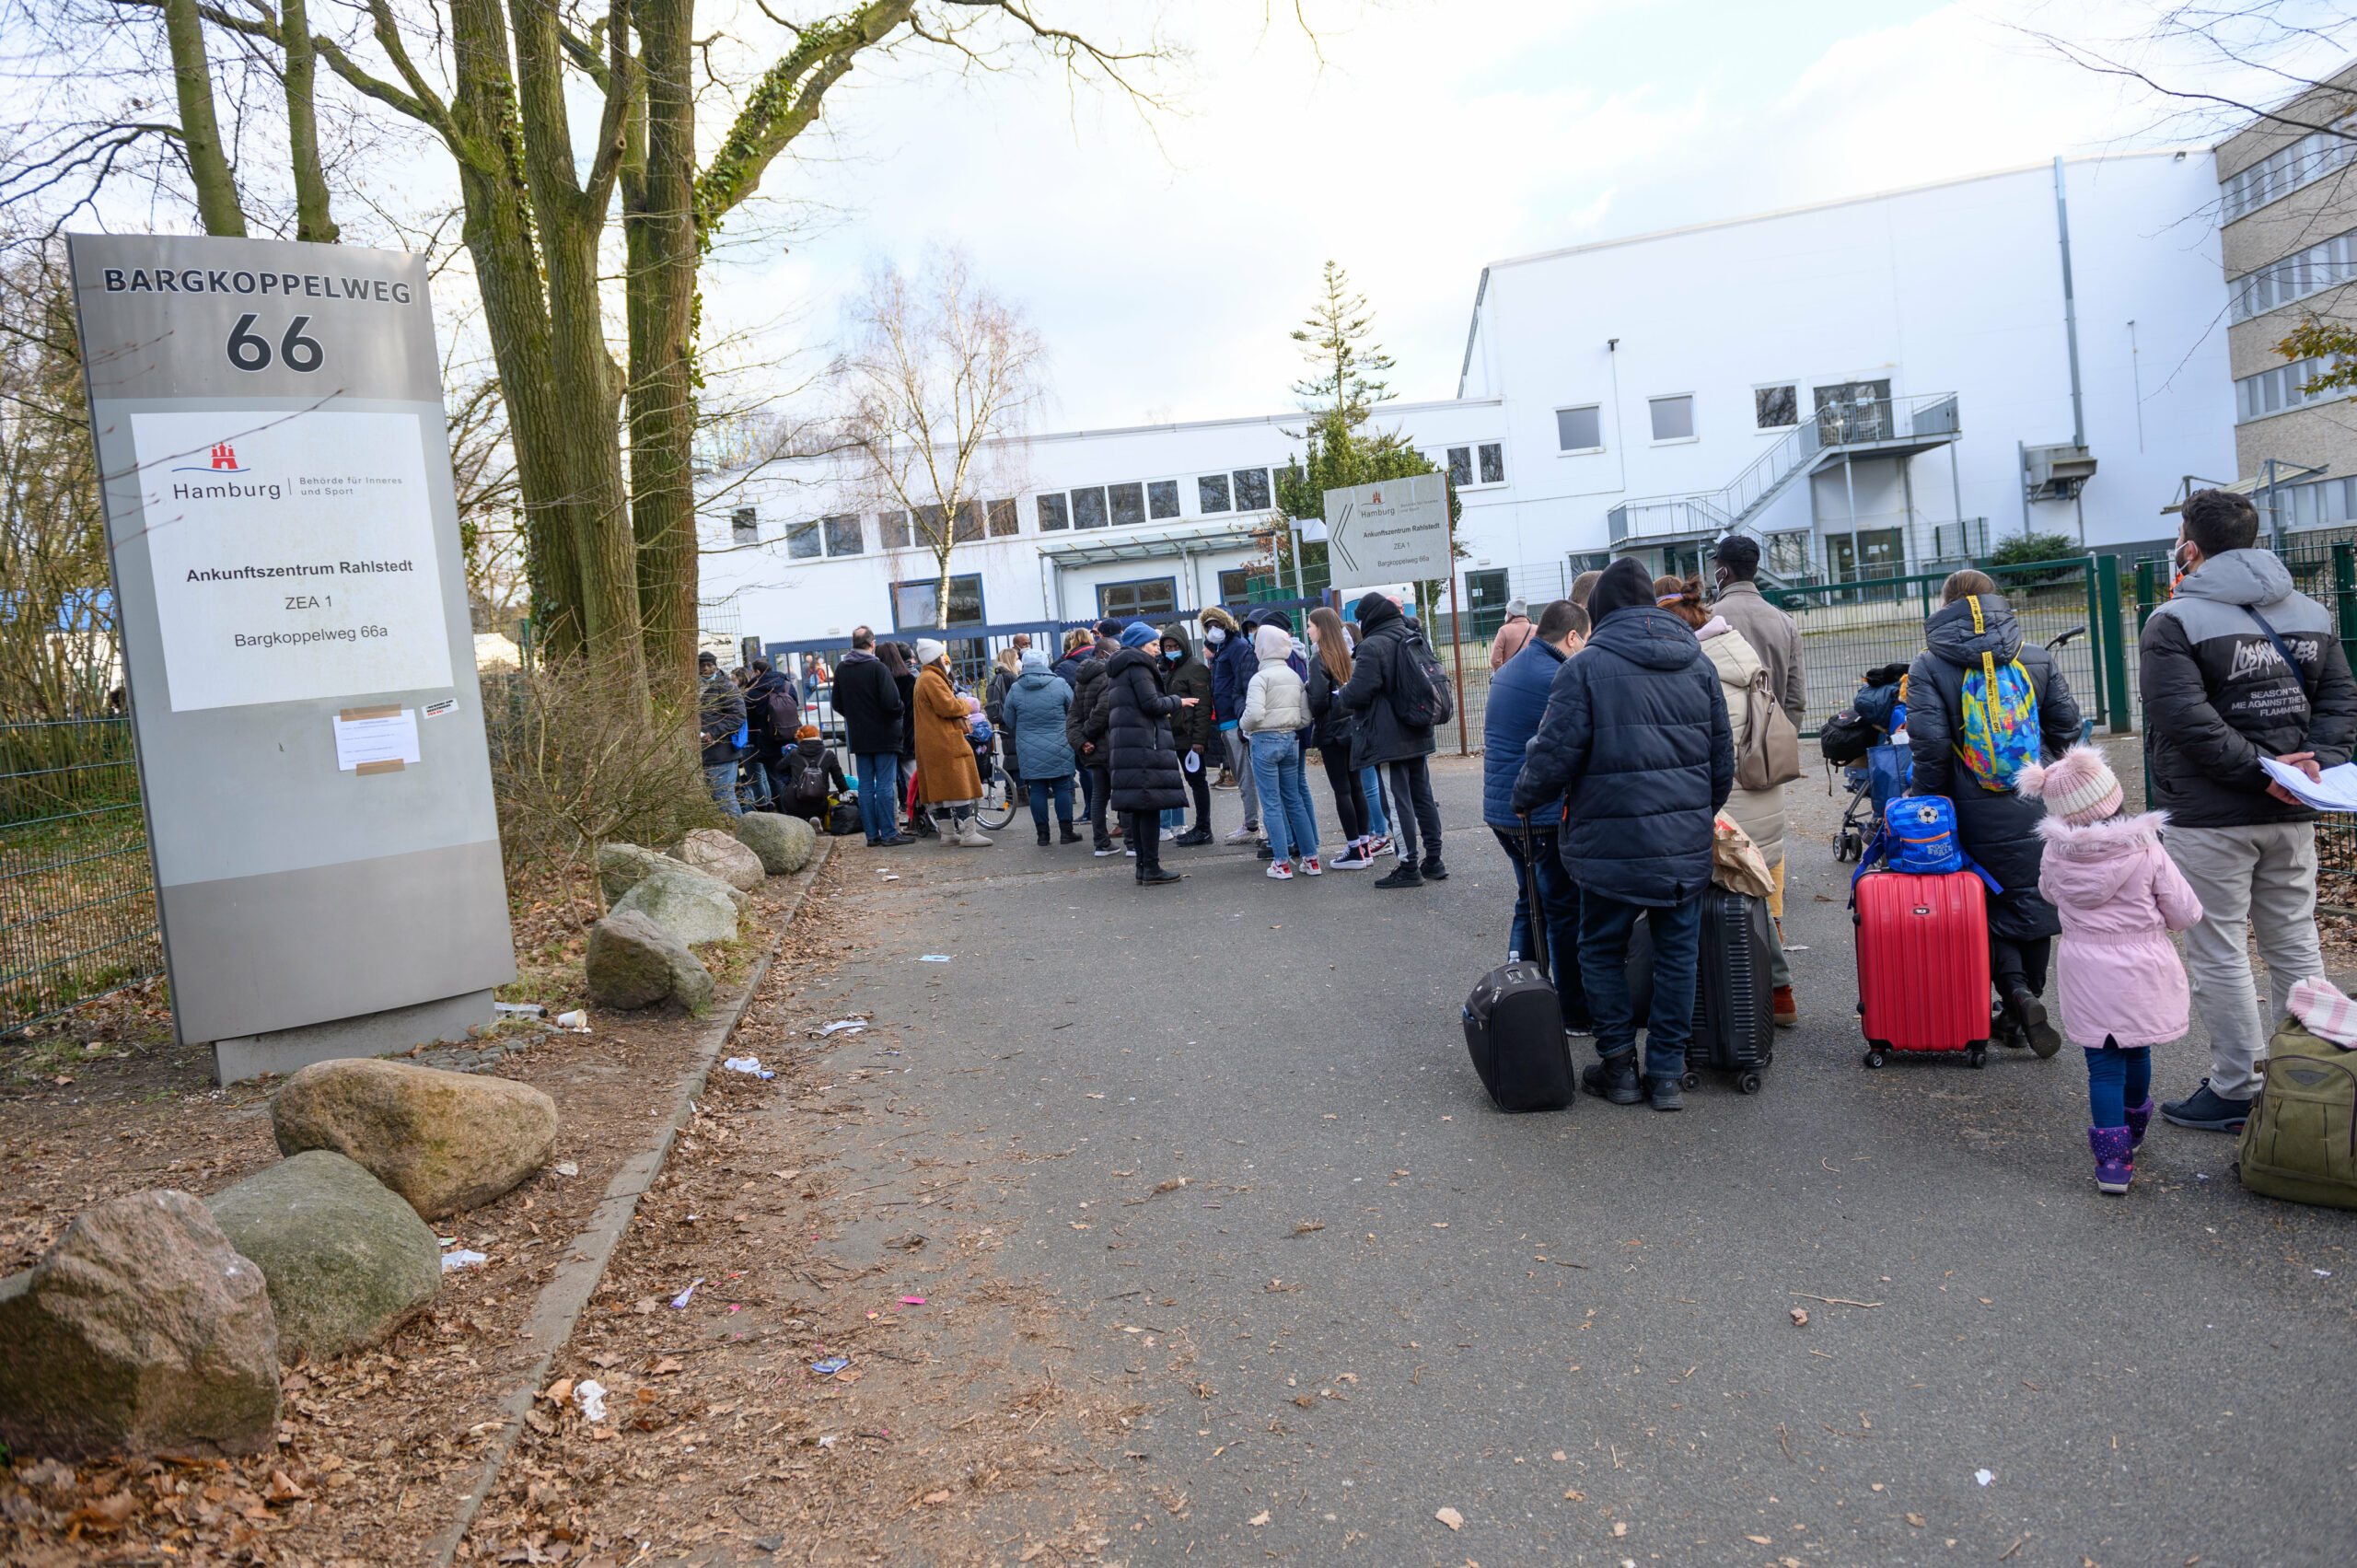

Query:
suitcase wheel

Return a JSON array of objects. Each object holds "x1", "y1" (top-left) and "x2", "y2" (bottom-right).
[
  {"x1": 1737, "y1": 1071, "x2": 1763, "y2": 1096},
  {"x1": 1680, "y1": 1071, "x2": 1700, "y2": 1092},
  {"x1": 1862, "y1": 1047, "x2": 1887, "y2": 1070},
  {"x1": 1968, "y1": 1045, "x2": 1988, "y2": 1070}
]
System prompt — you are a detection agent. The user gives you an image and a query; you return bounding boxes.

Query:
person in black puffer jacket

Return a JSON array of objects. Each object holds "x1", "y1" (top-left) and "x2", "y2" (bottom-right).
[
  {"x1": 1068, "y1": 621, "x2": 1121, "y2": 853},
  {"x1": 830, "y1": 629, "x2": 911, "y2": 846},
  {"x1": 1100, "y1": 621, "x2": 1190, "y2": 885},
  {"x1": 1338, "y1": 592, "x2": 1445, "y2": 887},
  {"x1": 1160, "y1": 623, "x2": 1215, "y2": 844},
  {"x1": 1907, "y1": 572, "x2": 2084, "y2": 1055}
]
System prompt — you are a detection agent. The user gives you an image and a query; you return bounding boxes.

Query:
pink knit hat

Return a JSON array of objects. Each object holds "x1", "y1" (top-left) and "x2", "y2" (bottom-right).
[{"x1": 2015, "y1": 745, "x2": 2122, "y2": 826}]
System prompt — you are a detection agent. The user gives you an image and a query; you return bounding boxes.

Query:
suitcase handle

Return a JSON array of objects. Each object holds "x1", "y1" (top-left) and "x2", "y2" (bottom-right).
[{"x1": 1517, "y1": 814, "x2": 1552, "y2": 981}]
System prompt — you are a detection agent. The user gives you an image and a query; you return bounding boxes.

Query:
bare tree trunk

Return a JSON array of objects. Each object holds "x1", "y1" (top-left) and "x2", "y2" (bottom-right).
[
  {"x1": 280, "y1": 0, "x2": 337, "y2": 243},
  {"x1": 626, "y1": 0, "x2": 701, "y2": 680},
  {"x1": 162, "y1": 0, "x2": 247, "y2": 236}
]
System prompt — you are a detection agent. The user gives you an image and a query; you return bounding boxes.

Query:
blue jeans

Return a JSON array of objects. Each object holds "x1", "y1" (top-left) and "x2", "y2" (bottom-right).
[
  {"x1": 2085, "y1": 1041, "x2": 2153, "y2": 1127},
  {"x1": 1359, "y1": 765, "x2": 1389, "y2": 838},
  {"x1": 705, "y1": 762, "x2": 743, "y2": 819},
  {"x1": 1028, "y1": 775, "x2": 1074, "y2": 830},
  {"x1": 855, "y1": 752, "x2": 898, "y2": 841},
  {"x1": 1249, "y1": 731, "x2": 1320, "y2": 863},
  {"x1": 1493, "y1": 826, "x2": 1585, "y2": 1021},
  {"x1": 1579, "y1": 889, "x2": 1703, "y2": 1081}
]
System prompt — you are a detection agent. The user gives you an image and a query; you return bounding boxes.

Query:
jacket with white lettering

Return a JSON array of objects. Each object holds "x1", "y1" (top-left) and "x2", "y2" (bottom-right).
[{"x1": 2139, "y1": 548, "x2": 2357, "y2": 829}]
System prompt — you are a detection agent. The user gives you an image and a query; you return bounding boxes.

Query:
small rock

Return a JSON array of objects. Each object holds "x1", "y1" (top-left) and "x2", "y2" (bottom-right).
[
  {"x1": 735, "y1": 812, "x2": 816, "y2": 876},
  {"x1": 271, "y1": 1059, "x2": 559, "y2": 1220},
  {"x1": 585, "y1": 909, "x2": 714, "y2": 1014},
  {"x1": 205, "y1": 1151, "x2": 440, "y2": 1363},
  {"x1": 611, "y1": 865, "x2": 744, "y2": 947},
  {"x1": 596, "y1": 842, "x2": 691, "y2": 904},
  {"x1": 676, "y1": 828, "x2": 765, "y2": 891},
  {"x1": 0, "y1": 1191, "x2": 280, "y2": 1459}
]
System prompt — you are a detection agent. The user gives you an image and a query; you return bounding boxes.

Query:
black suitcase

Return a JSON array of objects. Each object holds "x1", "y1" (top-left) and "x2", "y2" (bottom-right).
[
  {"x1": 1461, "y1": 824, "x2": 1575, "y2": 1112},
  {"x1": 1627, "y1": 888, "x2": 1775, "y2": 1094}
]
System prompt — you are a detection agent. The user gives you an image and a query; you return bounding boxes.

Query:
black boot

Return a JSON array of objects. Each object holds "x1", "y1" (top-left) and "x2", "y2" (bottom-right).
[
  {"x1": 1644, "y1": 1074, "x2": 1684, "y2": 1111},
  {"x1": 1059, "y1": 821, "x2": 1083, "y2": 844},
  {"x1": 1037, "y1": 824, "x2": 1051, "y2": 847},
  {"x1": 2005, "y1": 981, "x2": 2061, "y2": 1058},
  {"x1": 1582, "y1": 1051, "x2": 1643, "y2": 1105}
]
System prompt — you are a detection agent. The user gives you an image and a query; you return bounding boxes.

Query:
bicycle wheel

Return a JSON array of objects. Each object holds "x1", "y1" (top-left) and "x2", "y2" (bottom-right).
[{"x1": 974, "y1": 764, "x2": 1017, "y2": 830}]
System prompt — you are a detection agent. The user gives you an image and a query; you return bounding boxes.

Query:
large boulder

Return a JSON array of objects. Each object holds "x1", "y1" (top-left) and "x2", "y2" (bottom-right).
[
  {"x1": 0, "y1": 1190, "x2": 279, "y2": 1459},
  {"x1": 597, "y1": 842, "x2": 691, "y2": 904},
  {"x1": 272, "y1": 1059, "x2": 558, "y2": 1220},
  {"x1": 205, "y1": 1151, "x2": 440, "y2": 1364},
  {"x1": 611, "y1": 865, "x2": 744, "y2": 947},
  {"x1": 676, "y1": 827, "x2": 765, "y2": 890},
  {"x1": 584, "y1": 908, "x2": 714, "y2": 1015},
  {"x1": 736, "y1": 811, "x2": 817, "y2": 876}
]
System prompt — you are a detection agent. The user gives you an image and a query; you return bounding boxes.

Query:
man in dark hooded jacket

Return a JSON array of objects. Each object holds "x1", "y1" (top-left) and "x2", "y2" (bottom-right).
[
  {"x1": 1100, "y1": 621, "x2": 1190, "y2": 885},
  {"x1": 1512, "y1": 557, "x2": 1732, "y2": 1112},
  {"x1": 1340, "y1": 592, "x2": 1446, "y2": 888},
  {"x1": 1068, "y1": 619, "x2": 1123, "y2": 854},
  {"x1": 1160, "y1": 623, "x2": 1216, "y2": 844},
  {"x1": 2142, "y1": 489, "x2": 2357, "y2": 1131},
  {"x1": 1211, "y1": 607, "x2": 1264, "y2": 842}
]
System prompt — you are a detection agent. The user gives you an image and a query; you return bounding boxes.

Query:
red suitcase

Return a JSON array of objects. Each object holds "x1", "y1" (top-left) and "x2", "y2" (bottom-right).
[{"x1": 1854, "y1": 870, "x2": 1993, "y2": 1069}]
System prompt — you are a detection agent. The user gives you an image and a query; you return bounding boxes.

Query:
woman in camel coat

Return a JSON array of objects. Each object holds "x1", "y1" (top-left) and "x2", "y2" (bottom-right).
[{"x1": 911, "y1": 639, "x2": 989, "y2": 846}]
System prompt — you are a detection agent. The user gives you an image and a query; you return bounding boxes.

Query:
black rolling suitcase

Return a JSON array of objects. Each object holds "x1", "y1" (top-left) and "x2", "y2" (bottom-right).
[
  {"x1": 1627, "y1": 888, "x2": 1775, "y2": 1095},
  {"x1": 1462, "y1": 823, "x2": 1575, "y2": 1112}
]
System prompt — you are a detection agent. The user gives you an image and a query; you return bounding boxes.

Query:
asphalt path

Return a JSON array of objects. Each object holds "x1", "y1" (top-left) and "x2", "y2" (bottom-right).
[{"x1": 844, "y1": 752, "x2": 2356, "y2": 1567}]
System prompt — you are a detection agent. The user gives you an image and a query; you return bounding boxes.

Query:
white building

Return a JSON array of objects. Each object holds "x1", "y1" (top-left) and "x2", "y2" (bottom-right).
[{"x1": 700, "y1": 147, "x2": 2235, "y2": 657}]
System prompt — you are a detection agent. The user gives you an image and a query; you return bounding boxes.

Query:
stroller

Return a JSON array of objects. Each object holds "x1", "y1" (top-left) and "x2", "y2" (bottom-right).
[{"x1": 1825, "y1": 663, "x2": 1909, "y2": 863}]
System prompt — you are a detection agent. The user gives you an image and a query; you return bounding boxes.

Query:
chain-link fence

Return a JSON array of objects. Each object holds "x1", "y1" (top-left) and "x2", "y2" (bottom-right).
[{"x1": 1, "y1": 718, "x2": 162, "y2": 1036}]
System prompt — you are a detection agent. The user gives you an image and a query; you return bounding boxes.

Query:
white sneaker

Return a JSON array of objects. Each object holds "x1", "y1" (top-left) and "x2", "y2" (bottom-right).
[
  {"x1": 1161, "y1": 827, "x2": 1178, "y2": 841},
  {"x1": 1225, "y1": 825, "x2": 1261, "y2": 843},
  {"x1": 1303, "y1": 856, "x2": 1322, "y2": 876},
  {"x1": 1265, "y1": 860, "x2": 1294, "y2": 880},
  {"x1": 1125, "y1": 847, "x2": 1137, "y2": 857},
  {"x1": 955, "y1": 824, "x2": 992, "y2": 847}
]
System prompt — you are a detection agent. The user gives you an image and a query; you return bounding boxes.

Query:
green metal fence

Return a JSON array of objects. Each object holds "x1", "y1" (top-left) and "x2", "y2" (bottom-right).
[{"x1": 1, "y1": 718, "x2": 163, "y2": 1035}]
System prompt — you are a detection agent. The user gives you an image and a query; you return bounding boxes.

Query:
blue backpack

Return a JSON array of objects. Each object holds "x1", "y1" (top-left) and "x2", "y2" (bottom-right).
[{"x1": 1853, "y1": 795, "x2": 2003, "y2": 896}]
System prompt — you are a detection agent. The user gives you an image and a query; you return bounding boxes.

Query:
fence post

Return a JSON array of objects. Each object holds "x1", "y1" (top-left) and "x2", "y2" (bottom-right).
[
  {"x1": 2133, "y1": 558, "x2": 2157, "y2": 634},
  {"x1": 2096, "y1": 552, "x2": 2130, "y2": 734},
  {"x1": 2335, "y1": 543, "x2": 2357, "y2": 677},
  {"x1": 2080, "y1": 562, "x2": 2108, "y2": 729}
]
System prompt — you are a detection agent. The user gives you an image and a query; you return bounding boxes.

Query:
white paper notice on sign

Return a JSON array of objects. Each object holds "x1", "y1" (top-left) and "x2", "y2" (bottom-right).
[
  {"x1": 131, "y1": 409, "x2": 454, "y2": 711},
  {"x1": 332, "y1": 708, "x2": 420, "y2": 771}
]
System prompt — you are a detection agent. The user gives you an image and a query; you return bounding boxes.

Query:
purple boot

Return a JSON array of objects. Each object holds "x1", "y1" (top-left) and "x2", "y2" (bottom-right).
[
  {"x1": 2089, "y1": 1126, "x2": 2134, "y2": 1195},
  {"x1": 2125, "y1": 1098, "x2": 2155, "y2": 1151}
]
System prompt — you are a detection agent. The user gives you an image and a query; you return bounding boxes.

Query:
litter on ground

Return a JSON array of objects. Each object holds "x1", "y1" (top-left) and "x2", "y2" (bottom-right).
[
  {"x1": 671, "y1": 1278, "x2": 703, "y2": 1308},
  {"x1": 441, "y1": 1249, "x2": 488, "y2": 1272},
  {"x1": 723, "y1": 1056, "x2": 775, "y2": 1079},
  {"x1": 574, "y1": 1380, "x2": 609, "y2": 1423}
]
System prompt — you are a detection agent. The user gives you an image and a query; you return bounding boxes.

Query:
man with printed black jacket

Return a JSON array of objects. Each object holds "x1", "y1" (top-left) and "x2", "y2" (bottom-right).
[{"x1": 2142, "y1": 489, "x2": 2357, "y2": 1132}]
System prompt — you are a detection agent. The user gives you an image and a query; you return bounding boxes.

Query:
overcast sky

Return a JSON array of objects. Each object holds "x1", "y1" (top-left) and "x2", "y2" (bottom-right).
[{"x1": 691, "y1": 0, "x2": 2256, "y2": 436}]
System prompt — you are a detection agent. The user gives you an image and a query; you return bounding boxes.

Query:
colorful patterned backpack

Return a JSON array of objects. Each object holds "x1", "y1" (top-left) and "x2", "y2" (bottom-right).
[{"x1": 1952, "y1": 597, "x2": 2041, "y2": 791}]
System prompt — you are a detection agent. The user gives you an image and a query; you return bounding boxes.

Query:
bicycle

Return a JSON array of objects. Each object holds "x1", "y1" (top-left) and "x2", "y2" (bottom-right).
[{"x1": 973, "y1": 736, "x2": 1017, "y2": 830}]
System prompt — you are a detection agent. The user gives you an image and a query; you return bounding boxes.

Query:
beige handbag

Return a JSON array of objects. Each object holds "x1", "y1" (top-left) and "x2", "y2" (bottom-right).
[{"x1": 1735, "y1": 668, "x2": 1805, "y2": 791}]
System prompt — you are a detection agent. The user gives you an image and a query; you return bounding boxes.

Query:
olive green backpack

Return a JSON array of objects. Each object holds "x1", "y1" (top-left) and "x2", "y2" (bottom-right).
[{"x1": 2235, "y1": 1017, "x2": 2357, "y2": 1210}]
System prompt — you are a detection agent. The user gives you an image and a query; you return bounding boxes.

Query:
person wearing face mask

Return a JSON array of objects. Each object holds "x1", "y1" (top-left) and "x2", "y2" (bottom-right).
[
  {"x1": 1198, "y1": 606, "x2": 1242, "y2": 791},
  {"x1": 1160, "y1": 624, "x2": 1216, "y2": 845}
]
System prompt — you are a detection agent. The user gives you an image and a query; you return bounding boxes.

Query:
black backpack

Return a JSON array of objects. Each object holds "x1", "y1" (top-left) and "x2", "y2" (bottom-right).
[
  {"x1": 1818, "y1": 710, "x2": 1876, "y2": 766},
  {"x1": 787, "y1": 750, "x2": 830, "y2": 801},
  {"x1": 1387, "y1": 630, "x2": 1455, "y2": 730}
]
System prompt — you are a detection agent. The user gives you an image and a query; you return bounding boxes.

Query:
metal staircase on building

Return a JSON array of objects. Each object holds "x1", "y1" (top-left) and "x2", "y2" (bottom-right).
[{"x1": 1606, "y1": 392, "x2": 1963, "y2": 568}]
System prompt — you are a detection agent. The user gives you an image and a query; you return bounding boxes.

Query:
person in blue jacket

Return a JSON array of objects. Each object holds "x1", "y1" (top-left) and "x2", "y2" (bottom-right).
[
  {"x1": 1482, "y1": 598, "x2": 1590, "y2": 1025},
  {"x1": 1511, "y1": 557, "x2": 1732, "y2": 1113},
  {"x1": 1001, "y1": 648, "x2": 1080, "y2": 847}
]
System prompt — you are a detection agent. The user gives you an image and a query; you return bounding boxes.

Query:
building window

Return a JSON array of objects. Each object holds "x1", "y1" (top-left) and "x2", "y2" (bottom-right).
[
  {"x1": 2236, "y1": 354, "x2": 2346, "y2": 422},
  {"x1": 891, "y1": 573, "x2": 984, "y2": 631},
  {"x1": 823, "y1": 514, "x2": 863, "y2": 556},
  {"x1": 2230, "y1": 227, "x2": 2357, "y2": 323},
  {"x1": 1478, "y1": 442, "x2": 1504, "y2": 484},
  {"x1": 1233, "y1": 468, "x2": 1271, "y2": 511},
  {"x1": 987, "y1": 498, "x2": 1019, "y2": 538},
  {"x1": 731, "y1": 505, "x2": 758, "y2": 544},
  {"x1": 1446, "y1": 447, "x2": 1473, "y2": 486},
  {"x1": 1198, "y1": 473, "x2": 1233, "y2": 513},
  {"x1": 880, "y1": 509, "x2": 911, "y2": 550},
  {"x1": 1465, "y1": 567, "x2": 1511, "y2": 641},
  {"x1": 1815, "y1": 379, "x2": 1893, "y2": 442},
  {"x1": 1147, "y1": 479, "x2": 1181, "y2": 519},
  {"x1": 2286, "y1": 474, "x2": 2357, "y2": 532},
  {"x1": 954, "y1": 501, "x2": 982, "y2": 542},
  {"x1": 1765, "y1": 530, "x2": 1812, "y2": 578},
  {"x1": 1037, "y1": 493, "x2": 1070, "y2": 531},
  {"x1": 1755, "y1": 384, "x2": 1798, "y2": 429},
  {"x1": 2222, "y1": 121, "x2": 2357, "y2": 223},
  {"x1": 1649, "y1": 394, "x2": 1696, "y2": 442},
  {"x1": 1555, "y1": 405, "x2": 1603, "y2": 452},
  {"x1": 1217, "y1": 567, "x2": 1251, "y2": 604},
  {"x1": 1109, "y1": 482, "x2": 1147, "y2": 529},
  {"x1": 785, "y1": 518, "x2": 821, "y2": 558},
  {"x1": 1096, "y1": 576, "x2": 1177, "y2": 621},
  {"x1": 1071, "y1": 486, "x2": 1109, "y2": 529}
]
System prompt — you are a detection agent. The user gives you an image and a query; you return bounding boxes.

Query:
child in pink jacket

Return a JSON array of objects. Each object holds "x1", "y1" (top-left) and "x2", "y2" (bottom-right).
[{"x1": 2022, "y1": 747, "x2": 2203, "y2": 1194}]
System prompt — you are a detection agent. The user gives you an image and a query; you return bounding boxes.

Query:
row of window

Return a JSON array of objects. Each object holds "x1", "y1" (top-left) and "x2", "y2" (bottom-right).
[
  {"x1": 1552, "y1": 379, "x2": 1891, "y2": 454},
  {"x1": 2277, "y1": 474, "x2": 2357, "y2": 533},
  {"x1": 2221, "y1": 122, "x2": 2357, "y2": 225},
  {"x1": 878, "y1": 568, "x2": 1265, "y2": 634},
  {"x1": 2229, "y1": 226, "x2": 2357, "y2": 323},
  {"x1": 1038, "y1": 469, "x2": 1271, "y2": 531},
  {"x1": 2235, "y1": 354, "x2": 2344, "y2": 423}
]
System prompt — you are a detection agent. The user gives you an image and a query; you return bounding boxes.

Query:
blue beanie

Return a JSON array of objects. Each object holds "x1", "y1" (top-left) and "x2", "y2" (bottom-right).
[{"x1": 1118, "y1": 621, "x2": 1159, "y2": 648}]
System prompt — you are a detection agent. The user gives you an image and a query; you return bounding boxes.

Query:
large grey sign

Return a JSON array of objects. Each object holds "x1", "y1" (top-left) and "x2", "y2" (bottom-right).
[
  {"x1": 67, "y1": 234, "x2": 513, "y2": 1077},
  {"x1": 1323, "y1": 471, "x2": 1451, "y2": 580}
]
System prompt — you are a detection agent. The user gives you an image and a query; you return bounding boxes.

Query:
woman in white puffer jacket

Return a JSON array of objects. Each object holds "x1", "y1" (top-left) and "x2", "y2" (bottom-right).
[
  {"x1": 1241, "y1": 622, "x2": 1320, "y2": 877},
  {"x1": 1658, "y1": 575, "x2": 1798, "y2": 1023}
]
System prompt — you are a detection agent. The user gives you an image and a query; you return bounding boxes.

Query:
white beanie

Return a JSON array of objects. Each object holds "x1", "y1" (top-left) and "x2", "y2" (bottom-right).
[
  {"x1": 1253, "y1": 623, "x2": 1292, "y2": 661},
  {"x1": 914, "y1": 637, "x2": 948, "y2": 667}
]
